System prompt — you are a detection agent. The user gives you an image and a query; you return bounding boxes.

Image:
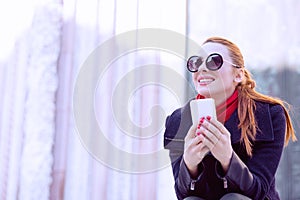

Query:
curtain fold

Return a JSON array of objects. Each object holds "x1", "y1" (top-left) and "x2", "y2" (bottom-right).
[{"x1": 18, "y1": 1, "x2": 62, "y2": 199}]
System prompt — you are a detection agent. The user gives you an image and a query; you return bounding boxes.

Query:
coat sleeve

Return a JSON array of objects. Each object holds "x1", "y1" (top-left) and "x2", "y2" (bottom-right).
[
  {"x1": 224, "y1": 104, "x2": 286, "y2": 200},
  {"x1": 164, "y1": 111, "x2": 187, "y2": 200},
  {"x1": 164, "y1": 108, "x2": 204, "y2": 200}
]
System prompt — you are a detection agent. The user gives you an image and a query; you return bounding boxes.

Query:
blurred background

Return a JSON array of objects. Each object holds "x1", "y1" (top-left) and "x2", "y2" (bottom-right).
[{"x1": 0, "y1": 0, "x2": 299, "y2": 199}]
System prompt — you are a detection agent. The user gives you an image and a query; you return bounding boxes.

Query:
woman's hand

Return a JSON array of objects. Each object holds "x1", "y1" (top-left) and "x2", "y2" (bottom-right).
[
  {"x1": 198, "y1": 116, "x2": 233, "y2": 172},
  {"x1": 183, "y1": 122, "x2": 209, "y2": 178}
]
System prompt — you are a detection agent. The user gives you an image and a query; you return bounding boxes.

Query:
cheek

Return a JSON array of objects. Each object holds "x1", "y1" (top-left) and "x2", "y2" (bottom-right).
[
  {"x1": 218, "y1": 66, "x2": 234, "y2": 83},
  {"x1": 215, "y1": 70, "x2": 235, "y2": 86},
  {"x1": 220, "y1": 75, "x2": 234, "y2": 83},
  {"x1": 192, "y1": 73, "x2": 198, "y2": 83}
]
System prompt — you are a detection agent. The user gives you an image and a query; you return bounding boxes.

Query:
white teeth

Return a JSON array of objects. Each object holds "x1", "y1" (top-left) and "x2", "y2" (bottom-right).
[{"x1": 199, "y1": 78, "x2": 214, "y2": 83}]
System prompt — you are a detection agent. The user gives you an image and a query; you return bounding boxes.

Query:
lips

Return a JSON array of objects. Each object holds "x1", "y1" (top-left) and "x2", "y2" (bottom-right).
[{"x1": 198, "y1": 77, "x2": 215, "y2": 85}]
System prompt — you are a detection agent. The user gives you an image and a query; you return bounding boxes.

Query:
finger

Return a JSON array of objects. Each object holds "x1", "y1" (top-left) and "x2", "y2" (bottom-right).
[
  {"x1": 207, "y1": 117, "x2": 230, "y2": 136},
  {"x1": 194, "y1": 117, "x2": 205, "y2": 136},
  {"x1": 194, "y1": 140, "x2": 205, "y2": 150},
  {"x1": 186, "y1": 137, "x2": 205, "y2": 156},
  {"x1": 197, "y1": 143, "x2": 210, "y2": 154},
  {"x1": 195, "y1": 143, "x2": 209, "y2": 159},
  {"x1": 185, "y1": 124, "x2": 197, "y2": 140},
  {"x1": 200, "y1": 120, "x2": 221, "y2": 140},
  {"x1": 185, "y1": 134, "x2": 203, "y2": 150},
  {"x1": 199, "y1": 126, "x2": 219, "y2": 144},
  {"x1": 200, "y1": 134, "x2": 215, "y2": 150},
  {"x1": 191, "y1": 134, "x2": 203, "y2": 145}
]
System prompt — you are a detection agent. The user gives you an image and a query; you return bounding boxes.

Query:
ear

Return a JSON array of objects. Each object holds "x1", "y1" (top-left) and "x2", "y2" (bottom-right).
[{"x1": 234, "y1": 68, "x2": 244, "y2": 83}]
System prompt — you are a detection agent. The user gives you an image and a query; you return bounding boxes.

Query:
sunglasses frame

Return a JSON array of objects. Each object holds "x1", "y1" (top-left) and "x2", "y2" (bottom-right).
[{"x1": 187, "y1": 53, "x2": 241, "y2": 72}]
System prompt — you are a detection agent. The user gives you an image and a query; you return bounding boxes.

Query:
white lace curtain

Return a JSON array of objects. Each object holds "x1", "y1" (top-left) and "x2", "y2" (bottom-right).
[{"x1": 0, "y1": 0, "x2": 299, "y2": 199}]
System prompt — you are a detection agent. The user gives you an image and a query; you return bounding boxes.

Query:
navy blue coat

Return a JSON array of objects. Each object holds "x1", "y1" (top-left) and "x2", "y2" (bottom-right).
[{"x1": 164, "y1": 100, "x2": 286, "y2": 200}]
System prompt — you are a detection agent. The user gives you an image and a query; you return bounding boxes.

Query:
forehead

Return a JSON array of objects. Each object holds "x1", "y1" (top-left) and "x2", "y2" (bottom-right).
[{"x1": 200, "y1": 42, "x2": 230, "y2": 59}]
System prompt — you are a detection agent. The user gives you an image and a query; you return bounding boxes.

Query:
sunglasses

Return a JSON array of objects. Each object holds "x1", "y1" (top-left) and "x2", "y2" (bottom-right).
[{"x1": 187, "y1": 53, "x2": 241, "y2": 72}]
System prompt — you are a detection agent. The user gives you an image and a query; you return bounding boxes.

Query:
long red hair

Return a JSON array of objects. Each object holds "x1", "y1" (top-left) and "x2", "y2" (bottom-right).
[{"x1": 204, "y1": 37, "x2": 297, "y2": 156}]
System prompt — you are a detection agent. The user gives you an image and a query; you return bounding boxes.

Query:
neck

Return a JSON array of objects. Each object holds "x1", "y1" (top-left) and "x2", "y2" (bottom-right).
[{"x1": 211, "y1": 89, "x2": 236, "y2": 106}]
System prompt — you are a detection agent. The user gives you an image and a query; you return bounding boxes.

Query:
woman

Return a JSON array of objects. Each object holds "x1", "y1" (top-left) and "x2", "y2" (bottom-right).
[{"x1": 163, "y1": 37, "x2": 297, "y2": 200}]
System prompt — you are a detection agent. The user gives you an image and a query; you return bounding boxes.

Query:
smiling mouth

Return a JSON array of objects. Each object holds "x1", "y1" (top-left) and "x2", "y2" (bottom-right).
[{"x1": 198, "y1": 78, "x2": 214, "y2": 84}]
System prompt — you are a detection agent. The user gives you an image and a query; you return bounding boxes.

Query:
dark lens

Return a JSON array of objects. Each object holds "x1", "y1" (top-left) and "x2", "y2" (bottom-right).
[
  {"x1": 206, "y1": 54, "x2": 223, "y2": 71},
  {"x1": 187, "y1": 56, "x2": 203, "y2": 72}
]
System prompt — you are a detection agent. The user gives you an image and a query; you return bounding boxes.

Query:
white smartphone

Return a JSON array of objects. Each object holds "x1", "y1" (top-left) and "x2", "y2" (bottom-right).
[{"x1": 190, "y1": 98, "x2": 217, "y2": 125}]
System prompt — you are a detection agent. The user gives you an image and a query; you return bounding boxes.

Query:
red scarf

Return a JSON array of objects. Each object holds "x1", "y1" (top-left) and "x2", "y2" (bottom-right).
[{"x1": 196, "y1": 90, "x2": 238, "y2": 123}]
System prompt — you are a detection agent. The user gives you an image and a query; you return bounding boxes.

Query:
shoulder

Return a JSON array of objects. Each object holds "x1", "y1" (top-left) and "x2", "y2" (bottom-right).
[
  {"x1": 166, "y1": 107, "x2": 182, "y2": 126},
  {"x1": 255, "y1": 100, "x2": 284, "y2": 113},
  {"x1": 164, "y1": 100, "x2": 193, "y2": 148},
  {"x1": 164, "y1": 107, "x2": 182, "y2": 138},
  {"x1": 165, "y1": 100, "x2": 192, "y2": 130},
  {"x1": 254, "y1": 100, "x2": 285, "y2": 122},
  {"x1": 254, "y1": 100, "x2": 286, "y2": 141}
]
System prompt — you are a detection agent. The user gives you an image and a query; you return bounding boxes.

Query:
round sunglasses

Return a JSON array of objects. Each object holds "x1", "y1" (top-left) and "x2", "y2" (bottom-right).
[{"x1": 187, "y1": 53, "x2": 241, "y2": 72}]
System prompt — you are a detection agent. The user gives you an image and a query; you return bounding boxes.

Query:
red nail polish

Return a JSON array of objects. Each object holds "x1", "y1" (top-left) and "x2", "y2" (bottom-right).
[
  {"x1": 197, "y1": 132, "x2": 201, "y2": 136},
  {"x1": 200, "y1": 118, "x2": 204, "y2": 123},
  {"x1": 206, "y1": 116, "x2": 211, "y2": 121},
  {"x1": 197, "y1": 125, "x2": 201, "y2": 129}
]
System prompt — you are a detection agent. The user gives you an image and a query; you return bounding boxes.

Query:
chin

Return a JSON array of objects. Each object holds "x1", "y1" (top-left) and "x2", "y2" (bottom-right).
[{"x1": 195, "y1": 88, "x2": 211, "y2": 97}]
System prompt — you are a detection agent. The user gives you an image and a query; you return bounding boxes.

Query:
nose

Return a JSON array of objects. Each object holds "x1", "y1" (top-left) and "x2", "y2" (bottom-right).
[{"x1": 196, "y1": 62, "x2": 208, "y2": 73}]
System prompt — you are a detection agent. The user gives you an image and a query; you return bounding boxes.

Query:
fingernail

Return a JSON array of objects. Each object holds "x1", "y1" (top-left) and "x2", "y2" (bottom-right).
[
  {"x1": 197, "y1": 125, "x2": 201, "y2": 129},
  {"x1": 206, "y1": 116, "x2": 211, "y2": 121},
  {"x1": 197, "y1": 131, "x2": 201, "y2": 136},
  {"x1": 199, "y1": 117, "x2": 205, "y2": 124}
]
